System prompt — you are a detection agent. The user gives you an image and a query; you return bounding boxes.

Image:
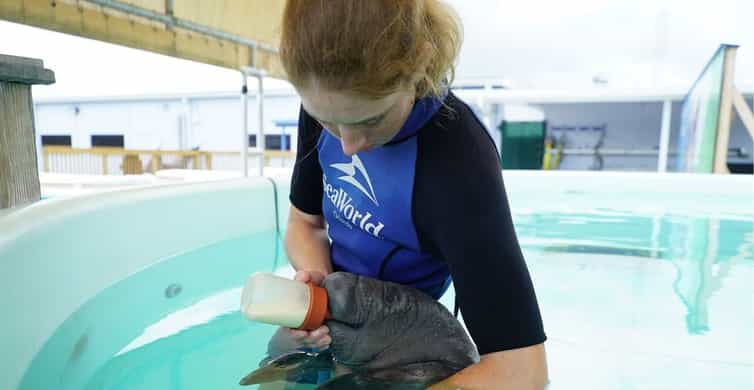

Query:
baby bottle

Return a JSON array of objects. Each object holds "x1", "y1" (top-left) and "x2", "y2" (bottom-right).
[{"x1": 240, "y1": 272, "x2": 330, "y2": 330}]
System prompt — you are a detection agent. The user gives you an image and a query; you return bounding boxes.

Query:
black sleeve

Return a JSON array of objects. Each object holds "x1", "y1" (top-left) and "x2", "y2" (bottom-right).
[
  {"x1": 289, "y1": 106, "x2": 325, "y2": 215},
  {"x1": 414, "y1": 96, "x2": 546, "y2": 355}
]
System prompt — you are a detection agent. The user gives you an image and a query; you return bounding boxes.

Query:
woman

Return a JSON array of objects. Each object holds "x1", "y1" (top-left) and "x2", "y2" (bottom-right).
[{"x1": 278, "y1": 0, "x2": 548, "y2": 388}]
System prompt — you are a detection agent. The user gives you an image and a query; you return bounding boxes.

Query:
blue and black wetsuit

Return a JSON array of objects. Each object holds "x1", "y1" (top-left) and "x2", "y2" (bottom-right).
[{"x1": 290, "y1": 91, "x2": 546, "y2": 355}]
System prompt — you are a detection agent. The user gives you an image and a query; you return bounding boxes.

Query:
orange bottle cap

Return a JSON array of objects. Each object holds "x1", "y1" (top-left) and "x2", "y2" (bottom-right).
[{"x1": 299, "y1": 282, "x2": 331, "y2": 330}]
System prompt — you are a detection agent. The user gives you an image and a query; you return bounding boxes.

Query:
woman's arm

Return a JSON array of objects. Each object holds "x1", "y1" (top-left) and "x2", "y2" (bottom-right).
[
  {"x1": 413, "y1": 96, "x2": 548, "y2": 388},
  {"x1": 284, "y1": 204, "x2": 332, "y2": 276},
  {"x1": 428, "y1": 344, "x2": 548, "y2": 389},
  {"x1": 285, "y1": 104, "x2": 329, "y2": 275}
]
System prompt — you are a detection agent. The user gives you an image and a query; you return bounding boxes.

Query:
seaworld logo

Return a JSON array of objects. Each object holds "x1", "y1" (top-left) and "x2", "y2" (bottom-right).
[{"x1": 323, "y1": 155, "x2": 384, "y2": 238}]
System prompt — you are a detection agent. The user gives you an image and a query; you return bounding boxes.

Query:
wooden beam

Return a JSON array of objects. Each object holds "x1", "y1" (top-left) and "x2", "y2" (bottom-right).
[
  {"x1": 0, "y1": 55, "x2": 54, "y2": 209},
  {"x1": 713, "y1": 47, "x2": 737, "y2": 174},
  {"x1": 732, "y1": 88, "x2": 754, "y2": 139},
  {"x1": 172, "y1": 0, "x2": 283, "y2": 47},
  {"x1": 0, "y1": 0, "x2": 285, "y2": 78}
]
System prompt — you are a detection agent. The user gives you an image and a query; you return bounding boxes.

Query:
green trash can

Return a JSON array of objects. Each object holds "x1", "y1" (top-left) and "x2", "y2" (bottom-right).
[{"x1": 498, "y1": 121, "x2": 546, "y2": 169}]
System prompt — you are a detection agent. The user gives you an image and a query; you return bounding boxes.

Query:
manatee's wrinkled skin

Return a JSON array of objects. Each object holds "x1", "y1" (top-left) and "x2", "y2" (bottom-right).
[
  {"x1": 240, "y1": 272, "x2": 479, "y2": 389},
  {"x1": 323, "y1": 272, "x2": 479, "y2": 372}
]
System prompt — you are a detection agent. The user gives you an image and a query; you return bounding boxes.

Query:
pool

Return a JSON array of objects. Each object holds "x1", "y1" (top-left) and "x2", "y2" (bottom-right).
[{"x1": 1, "y1": 171, "x2": 752, "y2": 389}]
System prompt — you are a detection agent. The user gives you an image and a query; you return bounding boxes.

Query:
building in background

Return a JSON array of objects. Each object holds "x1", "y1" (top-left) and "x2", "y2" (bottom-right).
[{"x1": 33, "y1": 86, "x2": 753, "y2": 174}]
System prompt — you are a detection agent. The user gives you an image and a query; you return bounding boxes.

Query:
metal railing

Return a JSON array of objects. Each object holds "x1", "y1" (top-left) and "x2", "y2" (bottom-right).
[{"x1": 41, "y1": 146, "x2": 295, "y2": 175}]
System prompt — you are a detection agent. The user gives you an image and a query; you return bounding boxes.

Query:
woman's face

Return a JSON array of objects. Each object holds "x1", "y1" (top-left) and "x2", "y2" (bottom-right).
[{"x1": 297, "y1": 79, "x2": 415, "y2": 156}]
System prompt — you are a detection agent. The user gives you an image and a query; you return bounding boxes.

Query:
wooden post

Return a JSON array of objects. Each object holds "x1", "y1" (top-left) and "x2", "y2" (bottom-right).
[
  {"x1": 43, "y1": 147, "x2": 49, "y2": 172},
  {"x1": 713, "y1": 46, "x2": 738, "y2": 174},
  {"x1": 205, "y1": 152, "x2": 212, "y2": 170},
  {"x1": 732, "y1": 88, "x2": 754, "y2": 139},
  {"x1": 0, "y1": 54, "x2": 55, "y2": 209}
]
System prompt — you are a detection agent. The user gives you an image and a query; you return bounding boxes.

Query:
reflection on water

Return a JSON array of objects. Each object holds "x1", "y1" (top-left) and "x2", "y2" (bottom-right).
[
  {"x1": 541, "y1": 244, "x2": 658, "y2": 259},
  {"x1": 517, "y1": 211, "x2": 753, "y2": 335},
  {"x1": 517, "y1": 211, "x2": 753, "y2": 389},
  {"x1": 668, "y1": 218, "x2": 747, "y2": 335}
]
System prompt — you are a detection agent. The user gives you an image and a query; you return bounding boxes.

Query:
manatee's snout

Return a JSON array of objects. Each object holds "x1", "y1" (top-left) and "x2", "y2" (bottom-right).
[
  {"x1": 323, "y1": 272, "x2": 367, "y2": 327},
  {"x1": 323, "y1": 272, "x2": 397, "y2": 367}
]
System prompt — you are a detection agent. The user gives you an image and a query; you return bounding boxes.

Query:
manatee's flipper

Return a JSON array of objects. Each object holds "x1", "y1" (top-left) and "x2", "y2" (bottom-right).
[
  {"x1": 316, "y1": 362, "x2": 457, "y2": 390},
  {"x1": 239, "y1": 350, "x2": 334, "y2": 386}
]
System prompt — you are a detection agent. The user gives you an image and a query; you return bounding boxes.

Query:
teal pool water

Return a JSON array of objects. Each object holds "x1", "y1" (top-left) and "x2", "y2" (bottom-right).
[
  {"x1": 518, "y1": 211, "x2": 753, "y2": 389},
  {"x1": 19, "y1": 210, "x2": 753, "y2": 389},
  {"x1": 18, "y1": 230, "x2": 284, "y2": 390}
]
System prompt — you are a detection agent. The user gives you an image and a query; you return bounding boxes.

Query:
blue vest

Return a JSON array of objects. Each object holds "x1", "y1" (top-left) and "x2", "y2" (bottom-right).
[{"x1": 318, "y1": 97, "x2": 451, "y2": 299}]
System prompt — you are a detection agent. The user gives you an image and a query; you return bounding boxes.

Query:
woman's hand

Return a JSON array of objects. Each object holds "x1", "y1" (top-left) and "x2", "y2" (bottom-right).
[
  {"x1": 266, "y1": 270, "x2": 332, "y2": 357},
  {"x1": 281, "y1": 205, "x2": 333, "y2": 351},
  {"x1": 289, "y1": 270, "x2": 331, "y2": 349},
  {"x1": 293, "y1": 269, "x2": 326, "y2": 286}
]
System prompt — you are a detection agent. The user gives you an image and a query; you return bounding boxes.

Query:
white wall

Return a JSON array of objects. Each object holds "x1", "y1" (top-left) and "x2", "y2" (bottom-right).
[
  {"x1": 35, "y1": 92, "x2": 302, "y2": 153},
  {"x1": 35, "y1": 100, "x2": 183, "y2": 149}
]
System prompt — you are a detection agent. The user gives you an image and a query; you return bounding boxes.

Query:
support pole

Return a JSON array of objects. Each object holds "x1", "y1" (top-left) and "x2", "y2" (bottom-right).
[
  {"x1": 240, "y1": 71, "x2": 249, "y2": 177},
  {"x1": 0, "y1": 54, "x2": 55, "y2": 209},
  {"x1": 241, "y1": 66, "x2": 267, "y2": 176},
  {"x1": 657, "y1": 99, "x2": 672, "y2": 172},
  {"x1": 256, "y1": 72, "x2": 265, "y2": 176}
]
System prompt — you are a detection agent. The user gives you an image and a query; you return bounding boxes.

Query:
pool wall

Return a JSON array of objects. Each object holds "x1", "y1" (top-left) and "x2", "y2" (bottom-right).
[{"x1": 0, "y1": 177, "x2": 290, "y2": 390}]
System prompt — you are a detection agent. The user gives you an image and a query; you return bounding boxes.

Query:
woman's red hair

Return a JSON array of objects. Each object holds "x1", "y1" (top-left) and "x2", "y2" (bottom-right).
[{"x1": 280, "y1": 0, "x2": 462, "y2": 98}]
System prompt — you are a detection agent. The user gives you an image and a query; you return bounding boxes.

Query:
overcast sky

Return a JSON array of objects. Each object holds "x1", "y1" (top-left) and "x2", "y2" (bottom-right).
[{"x1": 1, "y1": 0, "x2": 752, "y2": 98}]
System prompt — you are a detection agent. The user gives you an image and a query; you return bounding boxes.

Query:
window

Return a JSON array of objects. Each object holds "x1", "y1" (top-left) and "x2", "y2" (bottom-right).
[
  {"x1": 41, "y1": 135, "x2": 72, "y2": 146},
  {"x1": 249, "y1": 134, "x2": 292, "y2": 151},
  {"x1": 91, "y1": 135, "x2": 124, "y2": 148},
  {"x1": 266, "y1": 134, "x2": 291, "y2": 151}
]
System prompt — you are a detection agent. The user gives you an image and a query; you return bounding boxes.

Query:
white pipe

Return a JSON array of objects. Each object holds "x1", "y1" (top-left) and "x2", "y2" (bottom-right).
[
  {"x1": 256, "y1": 73, "x2": 265, "y2": 176},
  {"x1": 241, "y1": 66, "x2": 267, "y2": 176},
  {"x1": 657, "y1": 99, "x2": 672, "y2": 172},
  {"x1": 180, "y1": 97, "x2": 190, "y2": 150},
  {"x1": 479, "y1": 83, "x2": 494, "y2": 132},
  {"x1": 241, "y1": 72, "x2": 249, "y2": 177},
  {"x1": 454, "y1": 88, "x2": 684, "y2": 105},
  {"x1": 562, "y1": 148, "x2": 674, "y2": 156}
]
